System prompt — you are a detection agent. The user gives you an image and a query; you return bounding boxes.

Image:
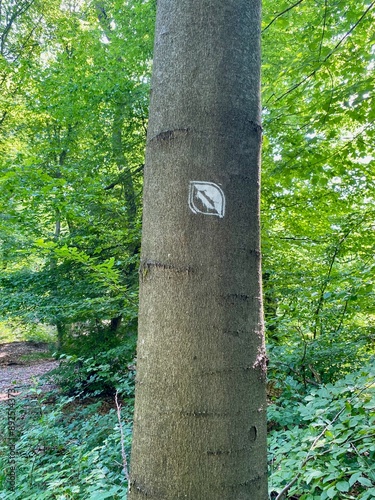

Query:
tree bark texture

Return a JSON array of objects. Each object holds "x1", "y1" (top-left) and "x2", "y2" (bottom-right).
[{"x1": 129, "y1": 1, "x2": 267, "y2": 499}]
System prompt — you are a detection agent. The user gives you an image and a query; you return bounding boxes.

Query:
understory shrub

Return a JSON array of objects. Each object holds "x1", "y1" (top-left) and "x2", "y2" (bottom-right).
[
  {"x1": 0, "y1": 389, "x2": 131, "y2": 499},
  {"x1": 268, "y1": 329, "x2": 371, "y2": 387},
  {"x1": 268, "y1": 360, "x2": 375, "y2": 499},
  {"x1": 46, "y1": 341, "x2": 136, "y2": 399}
]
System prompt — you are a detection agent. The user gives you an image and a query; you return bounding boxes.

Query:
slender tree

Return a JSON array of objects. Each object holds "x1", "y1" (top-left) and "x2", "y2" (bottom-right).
[{"x1": 129, "y1": 1, "x2": 267, "y2": 498}]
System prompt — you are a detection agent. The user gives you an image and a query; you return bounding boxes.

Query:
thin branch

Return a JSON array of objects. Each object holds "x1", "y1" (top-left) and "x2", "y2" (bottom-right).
[
  {"x1": 277, "y1": 360, "x2": 320, "y2": 388},
  {"x1": 320, "y1": 67, "x2": 334, "y2": 126},
  {"x1": 0, "y1": 0, "x2": 35, "y2": 55},
  {"x1": 266, "y1": 118, "x2": 375, "y2": 179},
  {"x1": 274, "y1": 68, "x2": 317, "y2": 104},
  {"x1": 104, "y1": 164, "x2": 144, "y2": 190},
  {"x1": 275, "y1": 382, "x2": 374, "y2": 500},
  {"x1": 273, "y1": 1, "x2": 375, "y2": 103},
  {"x1": 262, "y1": 0, "x2": 306, "y2": 33},
  {"x1": 318, "y1": 0, "x2": 328, "y2": 60},
  {"x1": 334, "y1": 297, "x2": 349, "y2": 334},
  {"x1": 313, "y1": 228, "x2": 353, "y2": 338},
  {"x1": 0, "y1": 110, "x2": 7, "y2": 126},
  {"x1": 277, "y1": 236, "x2": 322, "y2": 243},
  {"x1": 115, "y1": 391, "x2": 130, "y2": 485},
  {"x1": 324, "y1": 0, "x2": 375, "y2": 63}
]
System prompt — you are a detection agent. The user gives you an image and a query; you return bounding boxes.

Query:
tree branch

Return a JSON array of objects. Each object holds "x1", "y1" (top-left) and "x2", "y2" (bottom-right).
[
  {"x1": 273, "y1": 1, "x2": 375, "y2": 103},
  {"x1": 324, "y1": 1, "x2": 375, "y2": 62},
  {"x1": 115, "y1": 391, "x2": 130, "y2": 485},
  {"x1": 277, "y1": 236, "x2": 322, "y2": 243},
  {"x1": 334, "y1": 296, "x2": 348, "y2": 334},
  {"x1": 262, "y1": 0, "x2": 306, "y2": 33},
  {"x1": 318, "y1": 0, "x2": 328, "y2": 60},
  {"x1": 313, "y1": 228, "x2": 353, "y2": 338},
  {"x1": 104, "y1": 164, "x2": 144, "y2": 190},
  {"x1": 275, "y1": 382, "x2": 374, "y2": 499},
  {"x1": 0, "y1": 0, "x2": 35, "y2": 55}
]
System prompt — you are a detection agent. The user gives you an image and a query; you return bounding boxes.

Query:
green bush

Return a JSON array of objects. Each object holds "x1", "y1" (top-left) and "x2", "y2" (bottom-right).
[
  {"x1": 268, "y1": 329, "x2": 371, "y2": 388},
  {"x1": 0, "y1": 390, "x2": 131, "y2": 499},
  {"x1": 268, "y1": 360, "x2": 375, "y2": 499},
  {"x1": 47, "y1": 342, "x2": 136, "y2": 399}
]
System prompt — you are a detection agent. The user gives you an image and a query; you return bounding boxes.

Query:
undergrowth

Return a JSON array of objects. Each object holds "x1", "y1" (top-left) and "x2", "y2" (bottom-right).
[
  {"x1": 0, "y1": 342, "x2": 135, "y2": 499},
  {"x1": 268, "y1": 360, "x2": 375, "y2": 499},
  {"x1": 1, "y1": 341, "x2": 374, "y2": 499},
  {"x1": 0, "y1": 389, "x2": 132, "y2": 499},
  {"x1": 46, "y1": 342, "x2": 136, "y2": 398}
]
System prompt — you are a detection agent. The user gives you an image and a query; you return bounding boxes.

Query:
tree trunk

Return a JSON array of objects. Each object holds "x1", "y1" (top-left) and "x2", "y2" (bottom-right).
[
  {"x1": 112, "y1": 101, "x2": 137, "y2": 221},
  {"x1": 129, "y1": 1, "x2": 267, "y2": 499},
  {"x1": 56, "y1": 321, "x2": 66, "y2": 353}
]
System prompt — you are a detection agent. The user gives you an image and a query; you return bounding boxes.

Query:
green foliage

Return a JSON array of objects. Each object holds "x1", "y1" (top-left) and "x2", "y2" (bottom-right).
[
  {"x1": 268, "y1": 326, "x2": 372, "y2": 386},
  {"x1": 0, "y1": 391, "x2": 131, "y2": 499},
  {"x1": 269, "y1": 361, "x2": 375, "y2": 499},
  {"x1": 262, "y1": 0, "x2": 375, "y2": 380},
  {"x1": 47, "y1": 342, "x2": 136, "y2": 399},
  {"x1": 0, "y1": 0, "x2": 155, "y2": 343},
  {"x1": 0, "y1": 320, "x2": 56, "y2": 344}
]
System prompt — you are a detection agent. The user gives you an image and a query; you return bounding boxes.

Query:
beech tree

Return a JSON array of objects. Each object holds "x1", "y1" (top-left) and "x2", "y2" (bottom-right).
[{"x1": 129, "y1": 1, "x2": 268, "y2": 498}]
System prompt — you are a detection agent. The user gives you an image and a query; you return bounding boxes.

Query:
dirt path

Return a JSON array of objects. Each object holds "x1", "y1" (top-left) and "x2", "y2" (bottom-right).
[{"x1": 0, "y1": 342, "x2": 59, "y2": 401}]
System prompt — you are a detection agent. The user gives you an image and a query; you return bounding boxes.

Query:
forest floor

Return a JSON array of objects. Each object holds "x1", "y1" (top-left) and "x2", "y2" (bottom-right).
[{"x1": 0, "y1": 341, "x2": 59, "y2": 401}]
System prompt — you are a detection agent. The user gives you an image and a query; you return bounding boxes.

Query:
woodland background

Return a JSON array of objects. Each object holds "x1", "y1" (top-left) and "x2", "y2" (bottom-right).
[{"x1": 0, "y1": 0, "x2": 374, "y2": 498}]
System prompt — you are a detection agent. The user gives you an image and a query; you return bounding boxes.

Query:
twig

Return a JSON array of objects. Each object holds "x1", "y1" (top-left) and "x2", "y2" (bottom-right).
[
  {"x1": 115, "y1": 391, "x2": 130, "y2": 484},
  {"x1": 318, "y1": 0, "x2": 328, "y2": 60},
  {"x1": 313, "y1": 226, "x2": 354, "y2": 338},
  {"x1": 272, "y1": 1, "x2": 375, "y2": 104},
  {"x1": 324, "y1": 1, "x2": 375, "y2": 62},
  {"x1": 262, "y1": 0, "x2": 306, "y2": 32},
  {"x1": 275, "y1": 382, "x2": 374, "y2": 500},
  {"x1": 104, "y1": 164, "x2": 144, "y2": 191}
]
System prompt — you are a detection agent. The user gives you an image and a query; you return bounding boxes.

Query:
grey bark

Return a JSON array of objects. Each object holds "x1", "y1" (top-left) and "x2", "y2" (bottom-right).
[{"x1": 129, "y1": 1, "x2": 267, "y2": 499}]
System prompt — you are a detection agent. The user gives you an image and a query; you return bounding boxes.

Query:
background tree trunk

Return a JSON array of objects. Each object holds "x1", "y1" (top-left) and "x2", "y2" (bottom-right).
[{"x1": 129, "y1": 1, "x2": 267, "y2": 498}]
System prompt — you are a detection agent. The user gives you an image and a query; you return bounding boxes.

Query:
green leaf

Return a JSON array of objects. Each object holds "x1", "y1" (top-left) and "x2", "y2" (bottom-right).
[
  {"x1": 349, "y1": 471, "x2": 362, "y2": 487},
  {"x1": 358, "y1": 476, "x2": 373, "y2": 487},
  {"x1": 336, "y1": 481, "x2": 350, "y2": 492},
  {"x1": 326, "y1": 486, "x2": 336, "y2": 499}
]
